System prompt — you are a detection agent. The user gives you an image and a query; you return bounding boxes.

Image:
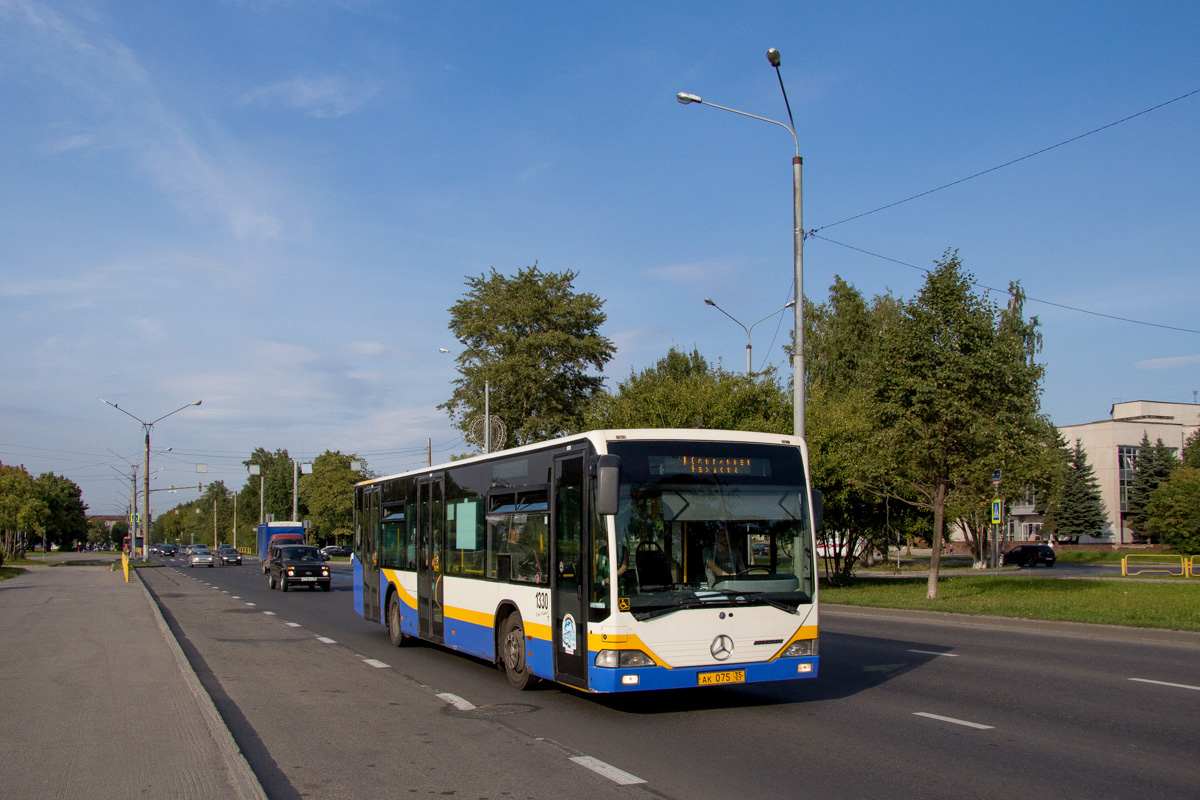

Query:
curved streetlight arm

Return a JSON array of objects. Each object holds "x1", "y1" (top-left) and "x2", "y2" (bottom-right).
[
  {"x1": 703, "y1": 298, "x2": 749, "y2": 335},
  {"x1": 151, "y1": 400, "x2": 202, "y2": 427},
  {"x1": 747, "y1": 299, "x2": 797, "y2": 335},
  {"x1": 676, "y1": 93, "x2": 798, "y2": 155}
]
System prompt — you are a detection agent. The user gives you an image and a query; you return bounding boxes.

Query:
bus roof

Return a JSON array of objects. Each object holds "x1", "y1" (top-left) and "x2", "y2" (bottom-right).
[{"x1": 355, "y1": 428, "x2": 806, "y2": 489}]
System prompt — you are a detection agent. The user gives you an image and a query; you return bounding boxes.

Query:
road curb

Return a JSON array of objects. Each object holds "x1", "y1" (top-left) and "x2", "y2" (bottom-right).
[
  {"x1": 823, "y1": 603, "x2": 1200, "y2": 646},
  {"x1": 135, "y1": 569, "x2": 269, "y2": 800}
]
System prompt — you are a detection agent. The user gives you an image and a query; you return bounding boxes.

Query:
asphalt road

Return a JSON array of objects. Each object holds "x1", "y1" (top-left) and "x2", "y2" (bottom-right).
[{"x1": 144, "y1": 555, "x2": 1200, "y2": 800}]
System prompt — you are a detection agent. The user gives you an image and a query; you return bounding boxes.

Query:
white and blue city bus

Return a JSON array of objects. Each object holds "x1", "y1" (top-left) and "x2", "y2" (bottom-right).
[{"x1": 353, "y1": 429, "x2": 821, "y2": 693}]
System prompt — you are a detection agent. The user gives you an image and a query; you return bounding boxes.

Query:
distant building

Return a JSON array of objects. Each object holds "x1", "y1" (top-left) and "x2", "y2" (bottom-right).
[{"x1": 1056, "y1": 401, "x2": 1200, "y2": 543}]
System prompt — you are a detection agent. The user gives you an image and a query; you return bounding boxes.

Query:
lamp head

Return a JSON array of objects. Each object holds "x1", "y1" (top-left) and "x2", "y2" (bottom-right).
[
  {"x1": 676, "y1": 92, "x2": 702, "y2": 105},
  {"x1": 766, "y1": 48, "x2": 781, "y2": 67},
  {"x1": 704, "y1": 298, "x2": 716, "y2": 306},
  {"x1": 438, "y1": 348, "x2": 451, "y2": 353}
]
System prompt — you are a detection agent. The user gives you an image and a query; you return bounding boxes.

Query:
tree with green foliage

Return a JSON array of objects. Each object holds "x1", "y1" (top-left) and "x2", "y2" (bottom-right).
[
  {"x1": 1126, "y1": 433, "x2": 1179, "y2": 542},
  {"x1": 1042, "y1": 438, "x2": 1107, "y2": 542},
  {"x1": 803, "y1": 278, "x2": 906, "y2": 579},
  {"x1": 241, "y1": 448, "x2": 295, "y2": 523},
  {"x1": 1142, "y1": 467, "x2": 1200, "y2": 554},
  {"x1": 442, "y1": 264, "x2": 615, "y2": 447},
  {"x1": 35, "y1": 472, "x2": 89, "y2": 551},
  {"x1": 872, "y1": 251, "x2": 1045, "y2": 599},
  {"x1": 1181, "y1": 429, "x2": 1200, "y2": 469},
  {"x1": 583, "y1": 347, "x2": 791, "y2": 432},
  {"x1": 1, "y1": 464, "x2": 49, "y2": 560},
  {"x1": 299, "y1": 450, "x2": 367, "y2": 546}
]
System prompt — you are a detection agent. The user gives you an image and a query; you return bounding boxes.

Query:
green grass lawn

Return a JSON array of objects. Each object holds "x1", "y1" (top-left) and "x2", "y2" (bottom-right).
[
  {"x1": 0, "y1": 566, "x2": 22, "y2": 582},
  {"x1": 822, "y1": 575, "x2": 1200, "y2": 631}
]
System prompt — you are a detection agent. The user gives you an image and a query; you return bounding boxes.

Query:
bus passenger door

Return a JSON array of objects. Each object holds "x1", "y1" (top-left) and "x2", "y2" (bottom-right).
[
  {"x1": 361, "y1": 488, "x2": 381, "y2": 623},
  {"x1": 417, "y1": 475, "x2": 445, "y2": 644},
  {"x1": 552, "y1": 453, "x2": 588, "y2": 689}
]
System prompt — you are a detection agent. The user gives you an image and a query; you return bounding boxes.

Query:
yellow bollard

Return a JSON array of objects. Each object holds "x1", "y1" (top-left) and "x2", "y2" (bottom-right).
[{"x1": 121, "y1": 552, "x2": 130, "y2": 583}]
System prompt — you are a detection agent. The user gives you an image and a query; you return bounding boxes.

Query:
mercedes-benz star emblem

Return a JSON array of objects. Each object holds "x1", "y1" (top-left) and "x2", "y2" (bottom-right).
[{"x1": 710, "y1": 635, "x2": 734, "y2": 661}]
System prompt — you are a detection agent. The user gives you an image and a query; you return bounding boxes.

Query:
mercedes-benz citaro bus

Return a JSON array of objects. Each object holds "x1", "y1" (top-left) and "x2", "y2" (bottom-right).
[{"x1": 352, "y1": 429, "x2": 821, "y2": 693}]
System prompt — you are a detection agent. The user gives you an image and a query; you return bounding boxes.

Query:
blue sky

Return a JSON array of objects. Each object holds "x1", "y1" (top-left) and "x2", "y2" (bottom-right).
[{"x1": 2, "y1": 1, "x2": 1198, "y2": 516}]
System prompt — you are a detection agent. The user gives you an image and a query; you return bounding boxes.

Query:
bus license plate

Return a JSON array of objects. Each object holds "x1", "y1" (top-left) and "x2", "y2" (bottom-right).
[{"x1": 698, "y1": 669, "x2": 745, "y2": 686}]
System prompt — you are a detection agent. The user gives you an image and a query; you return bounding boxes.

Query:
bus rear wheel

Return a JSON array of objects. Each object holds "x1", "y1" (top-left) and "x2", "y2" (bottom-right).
[
  {"x1": 500, "y1": 612, "x2": 537, "y2": 690},
  {"x1": 387, "y1": 594, "x2": 408, "y2": 647}
]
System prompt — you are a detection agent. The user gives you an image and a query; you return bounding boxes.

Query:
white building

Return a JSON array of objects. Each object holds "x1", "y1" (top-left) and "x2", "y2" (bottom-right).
[{"x1": 1057, "y1": 401, "x2": 1199, "y2": 543}]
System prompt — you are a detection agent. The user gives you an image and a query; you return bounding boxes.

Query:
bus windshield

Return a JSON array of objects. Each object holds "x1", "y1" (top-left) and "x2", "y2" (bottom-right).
[{"x1": 606, "y1": 440, "x2": 815, "y2": 619}]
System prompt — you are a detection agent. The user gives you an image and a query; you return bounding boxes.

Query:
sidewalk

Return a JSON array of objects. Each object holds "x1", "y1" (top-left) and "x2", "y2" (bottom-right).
[{"x1": 0, "y1": 557, "x2": 265, "y2": 800}]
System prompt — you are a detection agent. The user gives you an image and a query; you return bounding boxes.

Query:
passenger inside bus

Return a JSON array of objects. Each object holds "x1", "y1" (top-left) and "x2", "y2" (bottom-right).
[{"x1": 704, "y1": 526, "x2": 746, "y2": 587}]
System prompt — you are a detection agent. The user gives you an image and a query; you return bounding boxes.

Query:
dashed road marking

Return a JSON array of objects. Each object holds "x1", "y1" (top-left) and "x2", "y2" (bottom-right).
[
  {"x1": 263, "y1": 611, "x2": 276, "y2": 616},
  {"x1": 913, "y1": 712, "x2": 993, "y2": 730},
  {"x1": 1129, "y1": 677, "x2": 1200, "y2": 692},
  {"x1": 436, "y1": 693, "x2": 476, "y2": 711},
  {"x1": 245, "y1": 602, "x2": 256, "y2": 607},
  {"x1": 362, "y1": 658, "x2": 390, "y2": 669},
  {"x1": 285, "y1": 622, "x2": 302, "y2": 628},
  {"x1": 316, "y1": 636, "x2": 336, "y2": 644},
  {"x1": 570, "y1": 756, "x2": 646, "y2": 785},
  {"x1": 908, "y1": 649, "x2": 958, "y2": 657}
]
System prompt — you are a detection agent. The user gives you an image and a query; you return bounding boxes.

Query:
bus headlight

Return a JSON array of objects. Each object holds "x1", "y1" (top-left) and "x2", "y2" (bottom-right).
[
  {"x1": 594, "y1": 649, "x2": 655, "y2": 668},
  {"x1": 781, "y1": 639, "x2": 817, "y2": 657}
]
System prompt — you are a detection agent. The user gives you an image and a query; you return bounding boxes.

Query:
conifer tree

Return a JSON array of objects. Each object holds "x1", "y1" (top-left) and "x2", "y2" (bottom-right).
[
  {"x1": 1044, "y1": 439, "x2": 1107, "y2": 542},
  {"x1": 1127, "y1": 433, "x2": 1179, "y2": 540}
]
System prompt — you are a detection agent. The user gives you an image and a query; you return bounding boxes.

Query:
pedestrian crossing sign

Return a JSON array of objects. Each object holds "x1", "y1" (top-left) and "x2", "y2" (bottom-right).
[{"x1": 991, "y1": 499, "x2": 1002, "y2": 525}]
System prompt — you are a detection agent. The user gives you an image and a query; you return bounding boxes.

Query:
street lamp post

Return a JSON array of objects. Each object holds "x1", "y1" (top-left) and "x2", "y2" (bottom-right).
[
  {"x1": 677, "y1": 46, "x2": 805, "y2": 438},
  {"x1": 440, "y1": 346, "x2": 492, "y2": 454},
  {"x1": 102, "y1": 399, "x2": 202, "y2": 562},
  {"x1": 703, "y1": 298, "x2": 796, "y2": 374}
]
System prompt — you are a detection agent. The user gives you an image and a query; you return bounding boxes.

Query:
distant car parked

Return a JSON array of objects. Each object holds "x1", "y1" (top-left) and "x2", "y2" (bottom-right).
[
  {"x1": 1002, "y1": 544, "x2": 1056, "y2": 568},
  {"x1": 321, "y1": 545, "x2": 352, "y2": 559}
]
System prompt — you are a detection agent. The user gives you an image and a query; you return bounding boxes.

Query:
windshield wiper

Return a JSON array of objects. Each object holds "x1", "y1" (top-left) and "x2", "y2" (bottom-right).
[{"x1": 633, "y1": 590, "x2": 798, "y2": 621}]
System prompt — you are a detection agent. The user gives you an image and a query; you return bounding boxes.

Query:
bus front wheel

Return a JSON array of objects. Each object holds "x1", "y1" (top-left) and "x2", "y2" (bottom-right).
[{"x1": 500, "y1": 612, "x2": 537, "y2": 690}]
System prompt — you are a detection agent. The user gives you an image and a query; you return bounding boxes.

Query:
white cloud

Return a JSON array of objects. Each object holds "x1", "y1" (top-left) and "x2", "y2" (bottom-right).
[
  {"x1": 349, "y1": 341, "x2": 386, "y2": 356},
  {"x1": 242, "y1": 76, "x2": 379, "y2": 118},
  {"x1": 1136, "y1": 354, "x2": 1200, "y2": 370},
  {"x1": 2, "y1": 1, "x2": 288, "y2": 241}
]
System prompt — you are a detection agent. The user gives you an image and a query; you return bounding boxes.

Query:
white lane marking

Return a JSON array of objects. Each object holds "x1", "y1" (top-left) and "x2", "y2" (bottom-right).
[
  {"x1": 913, "y1": 712, "x2": 994, "y2": 730},
  {"x1": 245, "y1": 602, "x2": 256, "y2": 607},
  {"x1": 908, "y1": 649, "x2": 959, "y2": 657},
  {"x1": 1129, "y1": 678, "x2": 1200, "y2": 692},
  {"x1": 569, "y1": 756, "x2": 646, "y2": 785},
  {"x1": 285, "y1": 622, "x2": 302, "y2": 628},
  {"x1": 437, "y1": 693, "x2": 476, "y2": 711},
  {"x1": 316, "y1": 636, "x2": 337, "y2": 644},
  {"x1": 263, "y1": 611, "x2": 276, "y2": 616},
  {"x1": 232, "y1": 596, "x2": 240, "y2": 600},
  {"x1": 222, "y1": 591, "x2": 229, "y2": 594},
  {"x1": 362, "y1": 658, "x2": 390, "y2": 669}
]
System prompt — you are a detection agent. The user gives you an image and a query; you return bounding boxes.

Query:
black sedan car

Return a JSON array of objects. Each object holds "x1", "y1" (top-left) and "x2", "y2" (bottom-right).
[
  {"x1": 159, "y1": 543, "x2": 179, "y2": 557},
  {"x1": 217, "y1": 546, "x2": 242, "y2": 566},
  {"x1": 267, "y1": 544, "x2": 331, "y2": 592},
  {"x1": 1002, "y1": 544, "x2": 1056, "y2": 568}
]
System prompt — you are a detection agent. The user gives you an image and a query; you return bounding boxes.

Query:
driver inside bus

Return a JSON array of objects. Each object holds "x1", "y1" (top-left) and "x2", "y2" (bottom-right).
[{"x1": 705, "y1": 526, "x2": 745, "y2": 586}]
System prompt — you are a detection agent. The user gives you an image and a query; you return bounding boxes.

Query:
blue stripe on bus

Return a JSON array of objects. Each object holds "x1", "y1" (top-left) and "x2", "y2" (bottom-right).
[
  {"x1": 586, "y1": 656, "x2": 819, "y2": 693},
  {"x1": 352, "y1": 555, "x2": 364, "y2": 617}
]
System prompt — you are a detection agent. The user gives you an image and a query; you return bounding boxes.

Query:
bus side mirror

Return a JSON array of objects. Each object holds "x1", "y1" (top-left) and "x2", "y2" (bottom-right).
[
  {"x1": 596, "y1": 455, "x2": 620, "y2": 516},
  {"x1": 811, "y1": 489, "x2": 824, "y2": 533}
]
